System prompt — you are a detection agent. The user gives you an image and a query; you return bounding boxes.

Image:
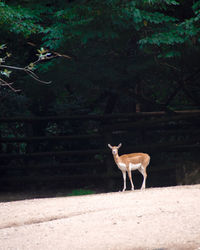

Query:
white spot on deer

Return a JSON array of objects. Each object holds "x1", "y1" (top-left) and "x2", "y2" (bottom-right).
[{"x1": 118, "y1": 162, "x2": 126, "y2": 171}]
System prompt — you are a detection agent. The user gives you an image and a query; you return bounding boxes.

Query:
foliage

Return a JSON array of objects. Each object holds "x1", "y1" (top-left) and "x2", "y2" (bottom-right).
[
  {"x1": 0, "y1": 0, "x2": 200, "y2": 116},
  {"x1": 68, "y1": 189, "x2": 95, "y2": 196},
  {"x1": 0, "y1": 1, "x2": 43, "y2": 37}
]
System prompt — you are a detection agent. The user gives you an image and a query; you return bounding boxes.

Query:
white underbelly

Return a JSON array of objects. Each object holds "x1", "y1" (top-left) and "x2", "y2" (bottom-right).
[
  {"x1": 129, "y1": 163, "x2": 141, "y2": 170},
  {"x1": 117, "y1": 162, "x2": 142, "y2": 171}
]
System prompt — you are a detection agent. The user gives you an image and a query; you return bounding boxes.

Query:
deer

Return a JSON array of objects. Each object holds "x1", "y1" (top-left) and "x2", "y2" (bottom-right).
[{"x1": 108, "y1": 143, "x2": 150, "y2": 192}]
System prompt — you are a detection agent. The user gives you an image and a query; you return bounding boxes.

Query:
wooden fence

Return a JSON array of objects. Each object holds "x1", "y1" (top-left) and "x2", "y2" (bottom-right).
[{"x1": 0, "y1": 110, "x2": 200, "y2": 192}]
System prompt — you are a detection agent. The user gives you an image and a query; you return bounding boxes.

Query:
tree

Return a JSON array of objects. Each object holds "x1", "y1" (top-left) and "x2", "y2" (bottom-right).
[{"x1": 0, "y1": 0, "x2": 200, "y2": 116}]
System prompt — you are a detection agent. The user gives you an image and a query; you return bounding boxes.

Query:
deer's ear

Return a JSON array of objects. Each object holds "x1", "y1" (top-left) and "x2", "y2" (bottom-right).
[
  {"x1": 118, "y1": 143, "x2": 122, "y2": 149},
  {"x1": 108, "y1": 144, "x2": 112, "y2": 149}
]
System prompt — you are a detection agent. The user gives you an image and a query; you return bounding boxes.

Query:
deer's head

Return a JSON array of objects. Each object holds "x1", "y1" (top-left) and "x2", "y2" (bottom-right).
[{"x1": 108, "y1": 143, "x2": 122, "y2": 155}]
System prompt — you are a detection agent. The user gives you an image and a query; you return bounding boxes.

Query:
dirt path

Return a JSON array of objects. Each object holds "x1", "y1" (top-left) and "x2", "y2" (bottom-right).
[{"x1": 0, "y1": 185, "x2": 200, "y2": 250}]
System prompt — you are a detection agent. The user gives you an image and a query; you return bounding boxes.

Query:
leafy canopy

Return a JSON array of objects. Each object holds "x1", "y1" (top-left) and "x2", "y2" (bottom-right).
[{"x1": 0, "y1": 0, "x2": 200, "y2": 114}]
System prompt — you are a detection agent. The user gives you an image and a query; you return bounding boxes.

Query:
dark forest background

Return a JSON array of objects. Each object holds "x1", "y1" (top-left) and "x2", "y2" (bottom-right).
[{"x1": 0, "y1": 0, "x2": 200, "y2": 200}]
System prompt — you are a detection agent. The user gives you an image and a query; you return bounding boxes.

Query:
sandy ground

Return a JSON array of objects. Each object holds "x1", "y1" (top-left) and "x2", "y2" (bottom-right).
[{"x1": 0, "y1": 185, "x2": 200, "y2": 250}]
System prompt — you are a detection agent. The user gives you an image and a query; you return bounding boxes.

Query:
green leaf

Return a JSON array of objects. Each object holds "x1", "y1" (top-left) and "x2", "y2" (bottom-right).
[
  {"x1": 1, "y1": 69, "x2": 12, "y2": 77},
  {"x1": 0, "y1": 44, "x2": 7, "y2": 50}
]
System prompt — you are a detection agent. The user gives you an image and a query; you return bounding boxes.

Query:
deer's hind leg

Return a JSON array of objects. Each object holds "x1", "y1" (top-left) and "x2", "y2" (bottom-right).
[{"x1": 138, "y1": 166, "x2": 147, "y2": 190}]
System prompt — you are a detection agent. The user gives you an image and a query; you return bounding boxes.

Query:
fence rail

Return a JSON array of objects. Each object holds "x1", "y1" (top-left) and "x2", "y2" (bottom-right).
[{"x1": 0, "y1": 109, "x2": 199, "y2": 122}]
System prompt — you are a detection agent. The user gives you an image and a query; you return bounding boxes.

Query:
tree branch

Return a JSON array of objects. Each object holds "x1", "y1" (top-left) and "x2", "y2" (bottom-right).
[
  {"x1": 164, "y1": 67, "x2": 200, "y2": 106},
  {"x1": 0, "y1": 42, "x2": 72, "y2": 92},
  {"x1": 25, "y1": 70, "x2": 51, "y2": 84},
  {"x1": 0, "y1": 64, "x2": 51, "y2": 84},
  {"x1": 0, "y1": 77, "x2": 20, "y2": 92}
]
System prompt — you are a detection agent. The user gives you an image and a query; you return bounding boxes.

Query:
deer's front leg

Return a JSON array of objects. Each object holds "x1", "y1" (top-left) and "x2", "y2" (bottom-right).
[
  {"x1": 122, "y1": 171, "x2": 126, "y2": 192},
  {"x1": 128, "y1": 170, "x2": 134, "y2": 191}
]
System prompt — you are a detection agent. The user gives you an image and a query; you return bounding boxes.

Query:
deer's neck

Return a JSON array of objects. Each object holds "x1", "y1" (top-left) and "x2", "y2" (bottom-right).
[{"x1": 113, "y1": 153, "x2": 120, "y2": 164}]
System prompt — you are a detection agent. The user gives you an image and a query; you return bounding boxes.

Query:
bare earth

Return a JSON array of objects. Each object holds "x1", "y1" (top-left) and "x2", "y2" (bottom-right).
[{"x1": 0, "y1": 185, "x2": 200, "y2": 250}]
